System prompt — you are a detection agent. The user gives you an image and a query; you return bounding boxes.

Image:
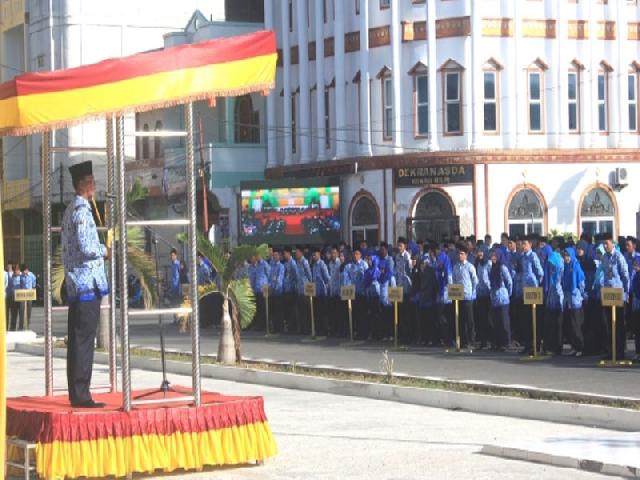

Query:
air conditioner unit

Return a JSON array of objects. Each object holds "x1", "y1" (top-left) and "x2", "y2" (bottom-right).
[{"x1": 614, "y1": 167, "x2": 629, "y2": 189}]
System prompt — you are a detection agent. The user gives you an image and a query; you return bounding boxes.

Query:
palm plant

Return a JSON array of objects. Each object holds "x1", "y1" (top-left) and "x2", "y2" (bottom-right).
[{"x1": 195, "y1": 233, "x2": 268, "y2": 363}]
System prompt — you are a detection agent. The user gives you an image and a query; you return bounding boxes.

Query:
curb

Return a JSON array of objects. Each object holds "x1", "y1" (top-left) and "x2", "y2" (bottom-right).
[
  {"x1": 481, "y1": 444, "x2": 640, "y2": 478},
  {"x1": 13, "y1": 343, "x2": 640, "y2": 432}
]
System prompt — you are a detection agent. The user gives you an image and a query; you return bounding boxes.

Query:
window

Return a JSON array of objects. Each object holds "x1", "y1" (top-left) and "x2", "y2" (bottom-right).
[
  {"x1": 568, "y1": 72, "x2": 579, "y2": 132},
  {"x1": 291, "y1": 94, "x2": 297, "y2": 153},
  {"x1": 234, "y1": 94, "x2": 260, "y2": 144},
  {"x1": 154, "y1": 120, "x2": 163, "y2": 158},
  {"x1": 598, "y1": 73, "x2": 608, "y2": 132},
  {"x1": 528, "y1": 72, "x2": 543, "y2": 132},
  {"x1": 355, "y1": 0, "x2": 359, "y2": 14},
  {"x1": 380, "y1": 0, "x2": 390, "y2": 9},
  {"x1": 416, "y1": 74, "x2": 429, "y2": 136},
  {"x1": 289, "y1": 0, "x2": 293, "y2": 32},
  {"x1": 629, "y1": 73, "x2": 637, "y2": 132},
  {"x1": 445, "y1": 72, "x2": 462, "y2": 134},
  {"x1": 484, "y1": 72, "x2": 497, "y2": 132},
  {"x1": 507, "y1": 188, "x2": 544, "y2": 237},
  {"x1": 142, "y1": 124, "x2": 150, "y2": 159},
  {"x1": 324, "y1": 89, "x2": 331, "y2": 149},
  {"x1": 383, "y1": 77, "x2": 393, "y2": 140},
  {"x1": 580, "y1": 187, "x2": 615, "y2": 236},
  {"x1": 351, "y1": 196, "x2": 379, "y2": 248},
  {"x1": 323, "y1": 0, "x2": 327, "y2": 22}
]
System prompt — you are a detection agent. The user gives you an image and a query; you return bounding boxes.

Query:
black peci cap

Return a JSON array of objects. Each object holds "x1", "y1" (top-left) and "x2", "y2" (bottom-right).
[{"x1": 68, "y1": 161, "x2": 93, "y2": 188}]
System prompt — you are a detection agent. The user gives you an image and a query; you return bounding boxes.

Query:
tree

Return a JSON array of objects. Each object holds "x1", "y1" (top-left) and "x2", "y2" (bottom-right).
[{"x1": 196, "y1": 233, "x2": 268, "y2": 363}]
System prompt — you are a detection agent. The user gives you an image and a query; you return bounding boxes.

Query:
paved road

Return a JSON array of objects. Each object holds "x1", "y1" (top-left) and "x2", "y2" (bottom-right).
[
  {"x1": 27, "y1": 306, "x2": 640, "y2": 398},
  {"x1": 8, "y1": 352, "x2": 610, "y2": 480}
]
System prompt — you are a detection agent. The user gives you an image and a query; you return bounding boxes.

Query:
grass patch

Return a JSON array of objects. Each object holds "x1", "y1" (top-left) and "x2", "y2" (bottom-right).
[{"x1": 51, "y1": 341, "x2": 640, "y2": 410}]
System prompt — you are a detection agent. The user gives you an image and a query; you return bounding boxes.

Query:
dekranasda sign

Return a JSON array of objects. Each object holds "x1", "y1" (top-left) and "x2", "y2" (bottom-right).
[{"x1": 395, "y1": 165, "x2": 473, "y2": 187}]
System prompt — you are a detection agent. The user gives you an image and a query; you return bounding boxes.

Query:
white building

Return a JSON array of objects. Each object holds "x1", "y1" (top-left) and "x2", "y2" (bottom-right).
[
  {"x1": 0, "y1": 0, "x2": 260, "y2": 272},
  {"x1": 266, "y1": 0, "x2": 640, "y2": 246}
]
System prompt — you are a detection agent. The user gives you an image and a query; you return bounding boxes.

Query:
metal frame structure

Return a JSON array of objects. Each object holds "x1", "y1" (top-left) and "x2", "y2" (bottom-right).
[{"x1": 41, "y1": 103, "x2": 201, "y2": 410}]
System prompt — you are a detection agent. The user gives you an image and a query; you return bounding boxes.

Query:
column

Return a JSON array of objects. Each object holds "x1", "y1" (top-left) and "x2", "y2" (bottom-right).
[
  {"x1": 548, "y1": 0, "x2": 560, "y2": 148},
  {"x1": 315, "y1": 0, "x2": 327, "y2": 160},
  {"x1": 390, "y1": 0, "x2": 403, "y2": 151},
  {"x1": 360, "y1": 0, "x2": 373, "y2": 156},
  {"x1": 470, "y1": 0, "x2": 482, "y2": 149},
  {"x1": 556, "y1": 0, "x2": 567, "y2": 146},
  {"x1": 614, "y1": 0, "x2": 626, "y2": 148},
  {"x1": 281, "y1": 0, "x2": 293, "y2": 165},
  {"x1": 426, "y1": 0, "x2": 438, "y2": 151},
  {"x1": 334, "y1": 1, "x2": 348, "y2": 158},
  {"x1": 296, "y1": 0, "x2": 311, "y2": 162},
  {"x1": 512, "y1": 1, "x2": 522, "y2": 148},
  {"x1": 588, "y1": 0, "x2": 598, "y2": 148},
  {"x1": 265, "y1": 0, "x2": 277, "y2": 167}
]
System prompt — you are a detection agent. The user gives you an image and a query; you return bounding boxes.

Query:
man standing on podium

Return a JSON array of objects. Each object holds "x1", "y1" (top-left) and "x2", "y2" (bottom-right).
[{"x1": 62, "y1": 161, "x2": 111, "y2": 408}]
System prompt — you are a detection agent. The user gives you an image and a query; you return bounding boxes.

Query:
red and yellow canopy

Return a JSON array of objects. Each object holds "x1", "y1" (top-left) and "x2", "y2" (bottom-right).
[{"x1": 0, "y1": 30, "x2": 277, "y2": 136}]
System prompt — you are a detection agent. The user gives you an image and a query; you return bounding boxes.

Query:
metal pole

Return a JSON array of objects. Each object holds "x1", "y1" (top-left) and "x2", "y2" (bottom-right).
[
  {"x1": 309, "y1": 296, "x2": 315, "y2": 339},
  {"x1": 532, "y1": 304, "x2": 538, "y2": 357},
  {"x1": 115, "y1": 116, "x2": 131, "y2": 411},
  {"x1": 42, "y1": 131, "x2": 53, "y2": 397},
  {"x1": 348, "y1": 299, "x2": 353, "y2": 343},
  {"x1": 455, "y1": 300, "x2": 460, "y2": 352},
  {"x1": 394, "y1": 301, "x2": 398, "y2": 349},
  {"x1": 106, "y1": 117, "x2": 118, "y2": 392},
  {"x1": 185, "y1": 102, "x2": 201, "y2": 405},
  {"x1": 611, "y1": 306, "x2": 617, "y2": 364},
  {"x1": 198, "y1": 114, "x2": 209, "y2": 234}
]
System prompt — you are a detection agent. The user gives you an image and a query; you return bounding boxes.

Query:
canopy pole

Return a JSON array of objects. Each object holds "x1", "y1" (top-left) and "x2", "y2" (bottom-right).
[
  {"x1": 115, "y1": 116, "x2": 131, "y2": 411},
  {"x1": 185, "y1": 102, "x2": 201, "y2": 406},
  {"x1": 106, "y1": 117, "x2": 118, "y2": 392},
  {"x1": 42, "y1": 131, "x2": 53, "y2": 397}
]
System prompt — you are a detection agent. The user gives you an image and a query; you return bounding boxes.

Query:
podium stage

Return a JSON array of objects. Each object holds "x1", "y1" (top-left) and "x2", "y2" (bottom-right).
[{"x1": 6, "y1": 385, "x2": 277, "y2": 479}]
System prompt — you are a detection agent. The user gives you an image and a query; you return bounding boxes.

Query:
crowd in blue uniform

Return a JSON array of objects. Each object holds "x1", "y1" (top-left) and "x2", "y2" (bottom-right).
[
  {"x1": 232, "y1": 231, "x2": 640, "y2": 361},
  {"x1": 4, "y1": 261, "x2": 37, "y2": 331}
]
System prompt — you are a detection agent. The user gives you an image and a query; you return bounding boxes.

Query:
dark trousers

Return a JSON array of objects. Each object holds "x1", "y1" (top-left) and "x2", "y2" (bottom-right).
[
  {"x1": 583, "y1": 298, "x2": 601, "y2": 355},
  {"x1": 633, "y1": 309, "x2": 640, "y2": 354},
  {"x1": 420, "y1": 305, "x2": 438, "y2": 344},
  {"x1": 313, "y1": 296, "x2": 329, "y2": 336},
  {"x1": 362, "y1": 296, "x2": 379, "y2": 340},
  {"x1": 510, "y1": 298, "x2": 524, "y2": 344},
  {"x1": 544, "y1": 308, "x2": 563, "y2": 354},
  {"x1": 458, "y1": 300, "x2": 475, "y2": 347},
  {"x1": 253, "y1": 293, "x2": 266, "y2": 330},
  {"x1": 269, "y1": 294, "x2": 284, "y2": 333},
  {"x1": 491, "y1": 305, "x2": 511, "y2": 348},
  {"x1": 601, "y1": 305, "x2": 626, "y2": 359},
  {"x1": 295, "y1": 295, "x2": 309, "y2": 334},
  {"x1": 9, "y1": 299, "x2": 24, "y2": 331},
  {"x1": 436, "y1": 303, "x2": 453, "y2": 345},
  {"x1": 25, "y1": 300, "x2": 32, "y2": 329},
  {"x1": 521, "y1": 302, "x2": 542, "y2": 351},
  {"x1": 67, "y1": 298, "x2": 100, "y2": 404},
  {"x1": 475, "y1": 296, "x2": 490, "y2": 346},
  {"x1": 564, "y1": 308, "x2": 585, "y2": 352},
  {"x1": 282, "y1": 292, "x2": 297, "y2": 333}
]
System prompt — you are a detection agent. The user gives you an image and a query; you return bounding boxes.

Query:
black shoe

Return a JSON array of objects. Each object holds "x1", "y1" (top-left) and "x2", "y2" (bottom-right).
[{"x1": 71, "y1": 399, "x2": 106, "y2": 408}]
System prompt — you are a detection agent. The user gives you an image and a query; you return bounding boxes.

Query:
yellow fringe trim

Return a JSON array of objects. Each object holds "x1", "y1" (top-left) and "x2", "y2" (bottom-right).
[{"x1": 8, "y1": 421, "x2": 277, "y2": 480}]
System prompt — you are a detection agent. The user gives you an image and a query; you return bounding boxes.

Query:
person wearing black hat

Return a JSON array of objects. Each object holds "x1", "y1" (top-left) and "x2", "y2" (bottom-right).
[{"x1": 61, "y1": 161, "x2": 111, "y2": 408}]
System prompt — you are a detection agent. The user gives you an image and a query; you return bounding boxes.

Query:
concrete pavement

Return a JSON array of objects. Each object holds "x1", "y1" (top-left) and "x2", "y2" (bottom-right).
[
  {"x1": 8, "y1": 352, "x2": 613, "y2": 479},
  {"x1": 27, "y1": 306, "x2": 640, "y2": 398}
]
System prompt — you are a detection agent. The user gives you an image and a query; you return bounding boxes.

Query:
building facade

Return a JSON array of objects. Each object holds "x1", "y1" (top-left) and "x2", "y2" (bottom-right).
[{"x1": 265, "y1": 0, "x2": 640, "y2": 246}]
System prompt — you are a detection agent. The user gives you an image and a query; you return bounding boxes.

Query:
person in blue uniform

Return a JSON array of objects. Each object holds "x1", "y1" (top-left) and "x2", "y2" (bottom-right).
[
  {"x1": 489, "y1": 250, "x2": 513, "y2": 351},
  {"x1": 599, "y1": 234, "x2": 630, "y2": 360},
  {"x1": 168, "y1": 248, "x2": 181, "y2": 305},
  {"x1": 630, "y1": 256, "x2": 640, "y2": 361},
  {"x1": 377, "y1": 247, "x2": 397, "y2": 341},
  {"x1": 520, "y1": 236, "x2": 545, "y2": 354},
  {"x1": 363, "y1": 251, "x2": 381, "y2": 340},
  {"x1": 326, "y1": 246, "x2": 343, "y2": 336},
  {"x1": 62, "y1": 161, "x2": 110, "y2": 408},
  {"x1": 417, "y1": 246, "x2": 439, "y2": 345},
  {"x1": 474, "y1": 249, "x2": 491, "y2": 349},
  {"x1": 394, "y1": 237, "x2": 413, "y2": 342},
  {"x1": 7, "y1": 263, "x2": 24, "y2": 331},
  {"x1": 452, "y1": 245, "x2": 478, "y2": 348},
  {"x1": 311, "y1": 247, "x2": 330, "y2": 336},
  {"x1": 562, "y1": 247, "x2": 585, "y2": 357},
  {"x1": 542, "y1": 251, "x2": 564, "y2": 355},
  {"x1": 294, "y1": 247, "x2": 312, "y2": 334},
  {"x1": 269, "y1": 249, "x2": 285, "y2": 333},
  {"x1": 344, "y1": 249, "x2": 367, "y2": 339},
  {"x1": 20, "y1": 264, "x2": 36, "y2": 329},
  {"x1": 282, "y1": 247, "x2": 298, "y2": 333},
  {"x1": 248, "y1": 253, "x2": 270, "y2": 331},
  {"x1": 434, "y1": 244, "x2": 453, "y2": 346}
]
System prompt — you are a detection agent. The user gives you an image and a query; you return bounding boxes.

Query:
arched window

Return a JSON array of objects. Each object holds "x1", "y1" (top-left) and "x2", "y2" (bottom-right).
[
  {"x1": 409, "y1": 190, "x2": 458, "y2": 242},
  {"x1": 350, "y1": 195, "x2": 379, "y2": 247},
  {"x1": 580, "y1": 186, "x2": 615, "y2": 236},
  {"x1": 507, "y1": 187, "x2": 544, "y2": 237},
  {"x1": 234, "y1": 94, "x2": 260, "y2": 143},
  {"x1": 154, "y1": 120, "x2": 163, "y2": 158},
  {"x1": 142, "y1": 124, "x2": 150, "y2": 159}
]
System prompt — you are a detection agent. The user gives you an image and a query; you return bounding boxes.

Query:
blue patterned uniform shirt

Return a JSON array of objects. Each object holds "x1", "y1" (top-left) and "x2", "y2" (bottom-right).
[
  {"x1": 295, "y1": 257, "x2": 312, "y2": 295},
  {"x1": 521, "y1": 250, "x2": 544, "y2": 288},
  {"x1": 312, "y1": 259, "x2": 330, "y2": 297},
  {"x1": 599, "y1": 250, "x2": 630, "y2": 300},
  {"x1": 61, "y1": 195, "x2": 109, "y2": 302},
  {"x1": 282, "y1": 258, "x2": 298, "y2": 294},
  {"x1": 22, "y1": 271, "x2": 37, "y2": 289},
  {"x1": 394, "y1": 251, "x2": 412, "y2": 291},
  {"x1": 344, "y1": 259, "x2": 367, "y2": 296},
  {"x1": 327, "y1": 258, "x2": 342, "y2": 297},
  {"x1": 269, "y1": 261, "x2": 285, "y2": 295},
  {"x1": 452, "y1": 261, "x2": 478, "y2": 300},
  {"x1": 248, "y1": 259, "x2": 270, "y2": 295}
]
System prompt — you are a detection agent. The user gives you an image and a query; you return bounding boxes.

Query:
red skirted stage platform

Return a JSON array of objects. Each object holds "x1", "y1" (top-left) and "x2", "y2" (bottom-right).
[{"x1": 6, "y1": 386, "x2": 277, "y2": 479}]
